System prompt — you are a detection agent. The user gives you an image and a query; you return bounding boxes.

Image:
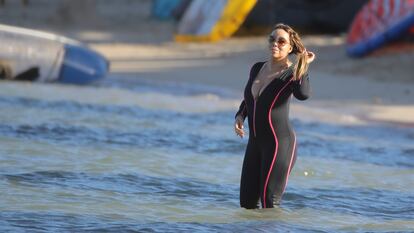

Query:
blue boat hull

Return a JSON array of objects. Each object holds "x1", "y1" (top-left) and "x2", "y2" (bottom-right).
[{"x1": 59, "y1": 44, "x2": 109, "y2": 84}]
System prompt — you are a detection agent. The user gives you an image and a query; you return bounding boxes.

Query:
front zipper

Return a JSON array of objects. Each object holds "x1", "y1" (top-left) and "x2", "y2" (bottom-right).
[{"x1": 253, "y1": 99, "x2": 257, "y2": 137}]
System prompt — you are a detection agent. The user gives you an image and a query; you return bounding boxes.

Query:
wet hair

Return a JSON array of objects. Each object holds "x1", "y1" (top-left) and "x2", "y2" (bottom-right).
[{"x1": 272, "y1": 23, "x2": 309, "y2": 81}]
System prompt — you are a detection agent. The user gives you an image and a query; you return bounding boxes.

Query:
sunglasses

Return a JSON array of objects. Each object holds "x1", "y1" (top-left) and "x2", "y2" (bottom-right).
[{"x1": 268, "y1": 36, "x2": 290, "y2": 47}]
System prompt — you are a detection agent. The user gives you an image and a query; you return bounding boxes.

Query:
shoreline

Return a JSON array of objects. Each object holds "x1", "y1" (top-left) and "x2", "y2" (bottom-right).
[{"x1": 89, "y1": 34, "x2": 414, "y2": 127}]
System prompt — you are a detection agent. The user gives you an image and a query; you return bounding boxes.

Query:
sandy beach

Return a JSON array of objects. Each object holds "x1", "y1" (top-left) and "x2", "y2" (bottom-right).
[{"x1": 85, "y1": 29, "x2": 414, "y2": 127}]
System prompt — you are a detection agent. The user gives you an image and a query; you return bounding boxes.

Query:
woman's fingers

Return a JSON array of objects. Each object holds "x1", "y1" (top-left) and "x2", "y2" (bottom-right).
[
  {"x1": 306, "y1": 51, "x2": 315, "y2": 63},
  {"x1": 235, "y1": 128, "x2": 244, "y2": 138},
  {"x1": 235, "y1": 124, "x2": 244, "y2": 136},
  {"x1": 234, "y1": 119, "x2": 244, "y2": 138},
  {"x1": 237, "y1": 121, "x2": 243, "y2": 129}
]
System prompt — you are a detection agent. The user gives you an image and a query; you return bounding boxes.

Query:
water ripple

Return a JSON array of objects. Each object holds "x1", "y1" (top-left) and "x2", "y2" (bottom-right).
[
  {"x1": 0, "y1": 122, "x2": 243, "y2": 156},
  {"x1": 295, "y1": 120, "x2": 414, "y2": 168},
  {"x1": 0, "y1": 211, "x2": 328, "y2": 233},
  {"x1": 284, "y1": 187, "x2": 414, "y2": 220},
  {"x1": 2, "y1": 171, "x2": 237, "y2": 205}
]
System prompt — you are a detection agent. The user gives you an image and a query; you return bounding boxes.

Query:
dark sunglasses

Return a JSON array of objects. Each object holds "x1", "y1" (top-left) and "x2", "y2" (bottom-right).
[{"x1": 268, "y1": 36, "x2": 290, "y2": 47}]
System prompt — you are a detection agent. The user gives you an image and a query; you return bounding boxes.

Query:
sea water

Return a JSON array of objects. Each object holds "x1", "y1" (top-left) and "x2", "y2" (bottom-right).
[{"x1": 0, "y1": 76, "x2": 413, "y2": 232}]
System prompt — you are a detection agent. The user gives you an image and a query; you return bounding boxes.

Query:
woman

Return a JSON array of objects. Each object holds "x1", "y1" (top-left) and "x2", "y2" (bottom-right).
[{"x1": 234, "y1": 23, "x2": 315, "y2": 209}]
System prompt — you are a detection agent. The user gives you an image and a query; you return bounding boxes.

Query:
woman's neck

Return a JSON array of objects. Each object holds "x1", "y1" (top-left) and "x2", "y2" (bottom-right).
[{"x1": 268, "y1": 58, "x2": 291, "y2": 71}]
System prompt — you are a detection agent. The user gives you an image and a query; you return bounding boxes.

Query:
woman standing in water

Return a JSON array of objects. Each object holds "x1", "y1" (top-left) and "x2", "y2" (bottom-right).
[{"x1": 234, "y1": 23, "x2": 315, "y2": 208}]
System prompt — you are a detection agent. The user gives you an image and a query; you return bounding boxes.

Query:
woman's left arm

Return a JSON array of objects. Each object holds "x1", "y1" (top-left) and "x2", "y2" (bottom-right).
[
  {"x1": 292, "y1": 51, "x2": 315, "y2": 101},
  {"x1": 292, "y1": 74, "x2": 311, "y2": 100}
]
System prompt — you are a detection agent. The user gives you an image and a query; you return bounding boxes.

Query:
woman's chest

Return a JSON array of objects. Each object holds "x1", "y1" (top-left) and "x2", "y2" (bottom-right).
[{"x1": 247, "y1": 73, "x2": 292, "y2": 102}]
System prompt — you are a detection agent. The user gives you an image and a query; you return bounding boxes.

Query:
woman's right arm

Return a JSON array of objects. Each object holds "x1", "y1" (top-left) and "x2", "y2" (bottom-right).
[
  {"x1": 234, "y1": 100, "x2": 246, "y2": 138},
  {"x1": 234, "y1": 62, "x2": 263, "y2": 138},
  {"x1": 235, "y1": 100, "x2": 247, "y2": 120}
]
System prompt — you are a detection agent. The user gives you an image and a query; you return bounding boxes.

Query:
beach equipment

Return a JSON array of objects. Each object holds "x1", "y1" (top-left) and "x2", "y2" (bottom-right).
[
  {"x1": 151, "y1": 0, "x2": 184, "y2": 20},
  {"x1": 174, "y1": 0, "x2": 257, "y2": 42},
  {"x1": 346, "y1": 0, "x2": 414, "y2": 57},
  {"x1": 0, "y1": 24, "x2": 109, "y2": 84}
]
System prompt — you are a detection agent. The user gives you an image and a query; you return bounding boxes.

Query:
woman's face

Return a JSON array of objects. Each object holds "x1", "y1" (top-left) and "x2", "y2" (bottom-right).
[{"x1": 268, "y1": 29, "x2": 292, "y2": 60}]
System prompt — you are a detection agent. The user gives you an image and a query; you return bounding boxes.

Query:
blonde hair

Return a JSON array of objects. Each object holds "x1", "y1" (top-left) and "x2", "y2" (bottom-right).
[{"x1": 272, "y1": 23, "x2": 308, "y2": 81}]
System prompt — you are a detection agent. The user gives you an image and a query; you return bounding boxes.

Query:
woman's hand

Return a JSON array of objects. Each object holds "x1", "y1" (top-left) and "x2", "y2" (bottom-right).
[
  {"x1": 305, "y1": 51, "x2": 315, "y2": 64},
  {"x1": 234, "y1": 115, "x2": 245, "y2": 138}
]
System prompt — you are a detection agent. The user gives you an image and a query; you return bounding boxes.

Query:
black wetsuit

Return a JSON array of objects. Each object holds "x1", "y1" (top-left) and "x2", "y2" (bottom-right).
[{"x1": 236, "y1": 62, "x2": 310, "y2": 208}]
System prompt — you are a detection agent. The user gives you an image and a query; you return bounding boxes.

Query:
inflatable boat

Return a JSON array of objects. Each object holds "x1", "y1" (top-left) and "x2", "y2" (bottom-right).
[
  {"x1": 0, "y1": 24, "x2": 109, "y2": 84},
  {"x1": 346, "y1": 0, "x2": 414, "y2": 57}
]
